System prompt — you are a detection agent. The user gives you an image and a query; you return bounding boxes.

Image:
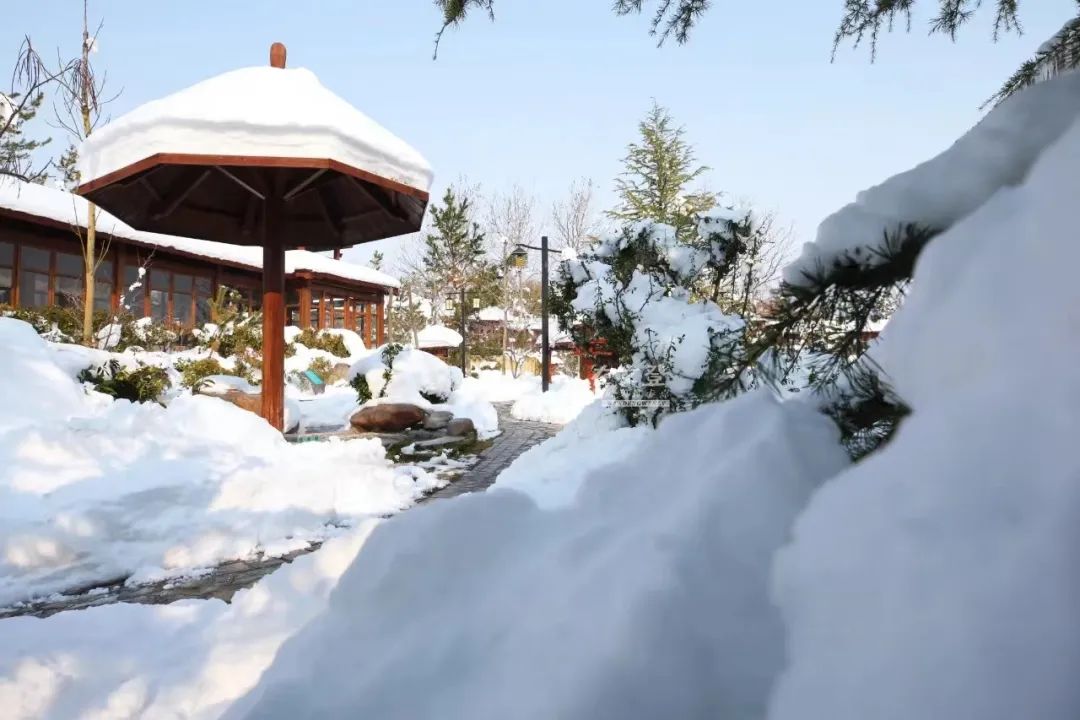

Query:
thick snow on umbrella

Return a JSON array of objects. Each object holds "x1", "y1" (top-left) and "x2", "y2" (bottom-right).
[{"x1": 76, "y1": 66, "x2": 432, "y2": 195}]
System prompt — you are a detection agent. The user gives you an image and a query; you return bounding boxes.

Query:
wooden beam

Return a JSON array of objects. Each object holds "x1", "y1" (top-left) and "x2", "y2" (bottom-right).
[
  {"x1": 150, "y1": 168, "x2": 211, "y2": 220},
  {"x1": 314, "y1": 184, "x2": 345, "y2": 238},
  {"x1": 283, "y1": 168, "x2": 328, "y2": 202},
  {"x1": 138, "y1": 176, "x2": 163, "y2": 203},
  {"x1": 348, "y1": 176, "x2": 410, "y2": 222},
  {"x1": 215, "y1": 166, "x2": 267, "y2": 200},
  {"x1": 240, "y1": 194, "x2": 259, "y2": 238}
]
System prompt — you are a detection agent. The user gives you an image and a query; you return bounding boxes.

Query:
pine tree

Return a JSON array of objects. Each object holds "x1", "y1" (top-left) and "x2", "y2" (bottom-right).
[
  {"x1": 608, "y1": 101, "x2": 716, "y2": 237},
  {"x1": 57, "y1": 143, "x2": 79, "y2": 190},
  {"x1": 423, "y1": 186, "x2": 488, "y2": 288},
  {"x1": 370, "y1": 250, "x2": 385, "y2": 271},
  {"x1": 0, "y1": 91, "x2": 52, "y2": 184}
]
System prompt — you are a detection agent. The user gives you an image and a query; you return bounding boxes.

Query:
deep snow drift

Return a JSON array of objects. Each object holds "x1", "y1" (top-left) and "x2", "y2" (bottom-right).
[
  {"x1": 230, "y1": 393, "x2": 846, "y2": 719},
  {"x1": 0, "y1": 319, "x2": 445, "y2": 607},
  {"x1": 0, "y1": 524, "x2": 378, "y2": 720}
]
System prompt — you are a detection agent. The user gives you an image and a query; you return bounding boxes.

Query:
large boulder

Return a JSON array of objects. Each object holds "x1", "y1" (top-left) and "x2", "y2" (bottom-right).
[
  {"x1": 350, "y1": 403, "x2": 426, "y2": 432},
  {"x1": 194, "y1": 378, "x2": 301, "y2": 433},
  {"x1": 446, "y1": 417, "x2": 476, "y2": 437},
  {"x1": 423, "y1": 410, "x2": 454, "y2": 430}
]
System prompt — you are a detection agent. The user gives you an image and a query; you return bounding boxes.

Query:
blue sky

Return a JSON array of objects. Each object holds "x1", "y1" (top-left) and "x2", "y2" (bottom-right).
[{"x1": 4, "y1": 1, "x2": 1075, "y2": 269}]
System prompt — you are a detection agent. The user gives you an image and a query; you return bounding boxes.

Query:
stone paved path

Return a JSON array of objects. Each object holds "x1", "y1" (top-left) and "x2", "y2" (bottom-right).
[
  {"x1": 0, "y1": 403, "x2": 559, "y2": 620},
  {"x1": 422, "y1": 403, "x2": 560, "y2": 501}
]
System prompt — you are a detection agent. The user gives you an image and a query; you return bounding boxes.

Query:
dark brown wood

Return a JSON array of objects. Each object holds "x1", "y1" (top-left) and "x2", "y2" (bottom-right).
[
  {"x1": 298, "y1": 282, "x2": 312, "y2": 328},
  {"x1": 215, "y1": 166, "x2": 267, "y2": 200},
  {"x1": 376, "y1": 299, "x2": 385, "y2": 345},
  {"x1": 261, "y1": 194, "x2": 286, "y2": 431},
  {"x1": 151, "y1": 168, "x2": 212, "y2": 220},
  {"x1": 270, "y1": 42, "x2": 287, "y2": 69},
  {"x1": 77, "y1": 154, "x2": 430, "y2": 203},
  {"x1": 283, "y1": 168, "x2": 327, "y2": 201}
]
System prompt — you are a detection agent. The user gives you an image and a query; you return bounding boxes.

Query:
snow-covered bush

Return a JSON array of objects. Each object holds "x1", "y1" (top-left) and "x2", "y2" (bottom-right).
[
  {"x1": 76, "y1": 359, "x2": 171, "y2": 404},
  {"x1": 294, "y1": 327, "x2": 350, "y2": 358},
  {"x1": 347, "y1": 343, "x2": 463, "y2": 407},
  {"x1": 175, "y1": 356, "x2": 253, "y2": 389},
  {"x1": 554, "y1": 212, "x2": 761, "y2": 426}
]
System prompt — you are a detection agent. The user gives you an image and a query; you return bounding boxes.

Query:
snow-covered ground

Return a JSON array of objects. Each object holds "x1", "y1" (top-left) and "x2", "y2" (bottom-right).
[
  {"x1": 0, "y1": 524, "x2": 377, "y2": 720},
  {"x1": 4, "y1": 64, "x2": 1080, "y2": 720},
  {"x1": 450, "y1": 370, "x2": 599, "y2": 425},
  {"x1": 0, "y1": 319, "x2": 449, "y2": 607}
]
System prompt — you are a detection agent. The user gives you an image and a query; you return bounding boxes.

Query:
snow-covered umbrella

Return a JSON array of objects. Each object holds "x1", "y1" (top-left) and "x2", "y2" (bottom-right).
[{"x1": 76, "y1": 43, "x2": 432, "y2": 430}]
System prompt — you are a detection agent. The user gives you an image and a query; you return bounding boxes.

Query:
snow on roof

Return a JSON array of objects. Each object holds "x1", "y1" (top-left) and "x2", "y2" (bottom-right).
[
  {"x1": 417, "y1": 325, "x2": 463, "y2": 349},
  {"x1": 78, "y1": 66, "x2": 433, "y2": 194},
  {"x1": 784, "y1": 68, "x2": 1080, "y2": 288},
  {"x1": 0, "y1": 179, "x2": 399, "y2": 289}
]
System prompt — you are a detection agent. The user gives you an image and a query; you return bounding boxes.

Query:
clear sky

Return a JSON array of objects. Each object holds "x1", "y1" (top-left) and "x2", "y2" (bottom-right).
[{"x1": 3, "y1": 1, "x2": 1075, "y2": 270}]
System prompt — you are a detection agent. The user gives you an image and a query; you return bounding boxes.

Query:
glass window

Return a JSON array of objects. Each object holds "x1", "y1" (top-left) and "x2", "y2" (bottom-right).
[
  {"x1": 310, "y1": 295, "x2": 322, "y2": 327},
  {"x1": 0, "y1": 268, "x2": 11, "y2": 305},
  {"x1": 21, "y1": 247, "x2": 48, "y2": 272},
  {"x1": 173, "y1": 273, "x2": 193, "y2": 292},
  {"x1": 150, "y1": 269, "x2": 169, "y2": 293},
  {"x1": 0, "y1": 241, "x2": 12, "y2": 266},
  {"x1": 20, "y1": 270, "x2": 49, "y2": 308},
  {"x1": 94, "y1": 283, "x2": 113, "y2": 311},
  {"x1": 173, "y1": 292, "x2": 193, "y2": 325},
  {"x1": 196, "y1": 297, "x2": 211, "y2": 325},
  {"x1": 56, "y1": 252, "x2": 82, "y2": 277},
  {"x1": 55, "y1": 276, "x2": 82, "y2": 308},
  {"x1": 123, "y1": 266, "x2": 145, "y2": 315},
  {"x1": 150, "y1": 289, "x2": 167, "y2": 321},
  {"x1": 95, "y1": 260, "x2": 113, "y2": 283},
  {"x1": 195, "y1": 277, "x2": 212, "y2": 295}
]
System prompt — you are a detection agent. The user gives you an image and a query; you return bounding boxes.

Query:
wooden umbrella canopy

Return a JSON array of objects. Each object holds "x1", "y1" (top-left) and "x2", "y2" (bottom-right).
[{"x1": 76, "y1": 43, "x2": 431, "y2": 430}]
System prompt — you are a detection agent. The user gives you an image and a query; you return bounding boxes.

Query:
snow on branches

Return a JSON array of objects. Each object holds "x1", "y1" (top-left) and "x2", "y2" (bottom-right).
[{"x1": 555, "y1": 210, "x2": 763, "y2": 427}]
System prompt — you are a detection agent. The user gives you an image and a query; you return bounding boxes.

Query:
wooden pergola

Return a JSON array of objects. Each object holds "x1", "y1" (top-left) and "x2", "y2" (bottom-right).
[{"x1": 77, "y1": 43, "x2": 430, "y2": 429}]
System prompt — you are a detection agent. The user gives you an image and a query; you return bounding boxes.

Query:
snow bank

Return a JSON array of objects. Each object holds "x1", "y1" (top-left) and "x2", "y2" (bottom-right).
[
  {"x1": 769, "y1": 104, "x2": 1080, "y2": 720},
  {"x1": 784, "y1": 69, "x2": 1080, "y2": 286},
  {"x1": 78, "y1": 66, "x2": 432, "y2": 193},
  {"x1": 509, "y1": 375, "x2": 597, "y2": 424},
  {"x1": 0, "y1": 322, "x2": 444, "y2": 605},
  {"x1": 496, "y1": 400, "x2": 641, "y2": 509},
  {"x1": 454, "y1": 370, "x2": 536, "y2": 403},
  {"x1": 0, "y1": 524, "x2": 377, "y2": 720},
  {"x1": 230, "y1": 393, "x2": 847, "y2": 719}
]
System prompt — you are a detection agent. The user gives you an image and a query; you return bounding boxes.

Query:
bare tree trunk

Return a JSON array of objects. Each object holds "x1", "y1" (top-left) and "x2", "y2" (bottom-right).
[
  {"x1": 408, "y1": 287, "x2": 419, "y2": 347},
  {"x1": 79, "y1": 0, "x2": 97, "y2": 345}
]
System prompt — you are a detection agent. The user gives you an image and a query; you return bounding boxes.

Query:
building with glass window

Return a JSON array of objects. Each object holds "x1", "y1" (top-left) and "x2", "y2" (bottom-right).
[{"x1": 0, "y1": 180, "x2": 398, "y2": 345}]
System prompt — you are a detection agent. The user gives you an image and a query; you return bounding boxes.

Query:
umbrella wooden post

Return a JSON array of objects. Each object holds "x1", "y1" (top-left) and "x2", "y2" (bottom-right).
[{"x1": 262, "y1": 193, "x2": 286, "y2": 431}]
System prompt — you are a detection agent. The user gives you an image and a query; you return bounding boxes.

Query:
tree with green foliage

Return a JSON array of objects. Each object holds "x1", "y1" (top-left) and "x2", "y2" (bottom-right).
[
  {"x1": 609, "y1": 101, "x2": 716, "y2": 237},
  {"x1": 370, "y1": 250, "x2": 385, "y2": 271},
  {"x1": 423, "y1": 186, "x2": 488, "y2": 289},
  {"x1": 0, "y1": 90, "x2": 52, "y2": 184}
]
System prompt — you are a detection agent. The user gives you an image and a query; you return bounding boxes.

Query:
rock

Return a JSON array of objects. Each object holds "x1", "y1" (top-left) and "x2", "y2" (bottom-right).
[
  {"x1": 446, "y1": 417, "x2": 476, "y2": 436},
  {"x1": 413, "y1": 435, "x2": 468, "y2": 450},
  {"x1": 197, "y1": 387, "x2": 301, "y2": 434},
  {"x1": 329, "y1": 363, "x2": 353, "y2": 384},
  {"x1": 423, "y1": 410, "x2": 454, "y2": 430},
  {"x1": 350, "y1": 403, "x2": 426, "y2": 432}
]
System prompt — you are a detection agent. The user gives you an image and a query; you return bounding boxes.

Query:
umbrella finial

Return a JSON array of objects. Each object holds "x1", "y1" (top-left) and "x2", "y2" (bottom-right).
[{"x1": 270, "y1": 42, "x2": 287, "y2": 68}]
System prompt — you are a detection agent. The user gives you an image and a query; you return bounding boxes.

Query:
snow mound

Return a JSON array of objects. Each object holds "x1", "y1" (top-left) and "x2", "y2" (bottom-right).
[
  {"x1": 79, "y1": 66, "x2": 432, "y2": 193},
  {"x1": 510, "y1": 375, "x2": 597, "y2": 424},
  {"x1": 231, "y1": 393, "x2": 847, "y2": 719},
  {"x1": 417, "y1": 324, "x2": 463, "y2": 349},
  {"x1": 784, "y1": 68, "x2": 1080, "y2": 286},
  {"x1": 769, "y1": 103, "x2": 1080, "y2": 720},
  {"x1": 0, "y1": 524, "x2": 377, "y2": 720},
  {"x1": 0, "y1": 322, "x2": 444, "y2": 605},
  {"x1": 496, "y1": 400, "x2": 640, "y2": 509}
]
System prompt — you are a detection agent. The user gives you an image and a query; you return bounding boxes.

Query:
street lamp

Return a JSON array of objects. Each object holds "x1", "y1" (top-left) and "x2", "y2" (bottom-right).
[
  {"x1": 443, "y1": 287, "x2": 480, "y2": 374},
  {"x1": 514, "y1": 236, "x2": 552, "y2": 392}
]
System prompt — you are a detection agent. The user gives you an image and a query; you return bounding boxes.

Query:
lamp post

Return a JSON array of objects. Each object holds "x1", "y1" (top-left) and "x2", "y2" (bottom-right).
[
  {"x1": 510, "y1": 235, "x2": 551, "y2": 392},
  {"x1": 445, "y1": 289, "x2": 481, "y2": 374}
]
